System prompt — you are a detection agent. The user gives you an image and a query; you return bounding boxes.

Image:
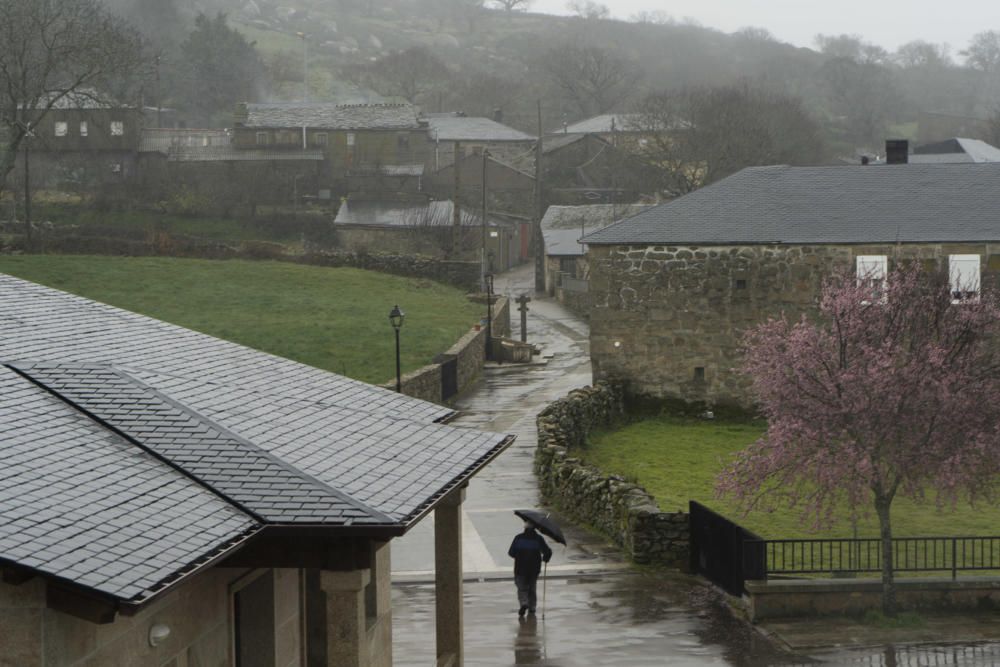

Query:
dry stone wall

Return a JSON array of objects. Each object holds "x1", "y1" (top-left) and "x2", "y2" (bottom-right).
[{"x1": 535, "y1": 382, "x2": 689, "y2": 566}]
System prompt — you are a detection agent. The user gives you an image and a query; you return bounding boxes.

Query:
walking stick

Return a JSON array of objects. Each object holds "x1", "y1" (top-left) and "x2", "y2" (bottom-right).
[{"x1": 542, "y1": 561, "x2": 548, "y2": 620}]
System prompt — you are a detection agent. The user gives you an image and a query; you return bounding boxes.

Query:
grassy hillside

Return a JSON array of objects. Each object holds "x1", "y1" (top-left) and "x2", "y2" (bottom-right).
[{"x1": 0, "y1": 255, "x2": 483, "y2": 385}]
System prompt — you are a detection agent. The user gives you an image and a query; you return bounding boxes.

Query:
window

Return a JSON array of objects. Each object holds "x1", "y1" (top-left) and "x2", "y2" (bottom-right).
[
  {"x1": 950, "y1": 254, "x2": 980, "y2": 302},
  {"x1": 856, "y1": 255, "x2": 887, "y2": 303},
  {"x1": 735, "y1": 278, "x2": 747, "y2": 290},
  {"x1": 256, "y1": 132, "x2": 269, "y2": 146},
  {"x1": 110, "y1": 121, "x2": 124, "y2": 136},
  {"x1": 79, "y1": 121, "x2": 88, "y2": 137},
  {"x1": 346, "y1": 132, "x2": 356, "y2": 147},
  {"x1": 54, "y1": 122, "x2": 68, "y2": 137},
  {"x1": 314, "y1": 132, "x2": 328, "y2": 147},
  {"x1": 694, "y1": 367, "x2": 706, "y2": 382},
  {"x1": 397, "y1": 133, "x2": 410, "y2": 150}
]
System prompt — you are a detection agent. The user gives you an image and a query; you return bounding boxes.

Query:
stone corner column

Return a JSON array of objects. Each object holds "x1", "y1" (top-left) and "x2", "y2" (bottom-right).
[
  {"x1": 320, "y1": 569, "x2": 370, "y2": 667},
  {"x1": 434, "y1": 486, "x2": 466, "y2": 667}
]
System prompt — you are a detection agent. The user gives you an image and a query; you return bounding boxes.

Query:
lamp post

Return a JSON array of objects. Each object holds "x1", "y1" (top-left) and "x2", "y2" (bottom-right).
[{"x1": 389, "y1": 305, "x2": 404, "y2": 392}]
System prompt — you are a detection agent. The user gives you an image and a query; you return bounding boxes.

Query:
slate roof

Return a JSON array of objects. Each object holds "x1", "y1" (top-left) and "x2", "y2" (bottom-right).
[
  {"x1": 242, "y1": 103, "x2": 422, "y2": 130},
  {"x1": 427, "y1": 115, "x2": 535, "y2": 142},
  {"x1": 0, "y1": 365, "x2": 257, "y2": 604},
  {"x1": 542, "y1": 204, "x2": 650, "y2": 256},
  {"x1": 910, "y1": 138, "x2": 1000, "y2": 164},
  {"x1": 582, "y1": 163, "x2": 1000, "y2": 245},
  {"x1": 334, "y1": 199, "x2": 505, "y2": 227},
  {"x1": 559, "y1": 114, "x2": 641, "y2": 134},
  {"x1": 0, "y1": 274, "x2": 514, "y2": 607}
]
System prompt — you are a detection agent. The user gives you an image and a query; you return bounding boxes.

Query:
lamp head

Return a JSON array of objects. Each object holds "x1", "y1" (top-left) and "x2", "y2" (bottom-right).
[{"x1": 389, "y1": 305, "x2": 404, "y2": 330}]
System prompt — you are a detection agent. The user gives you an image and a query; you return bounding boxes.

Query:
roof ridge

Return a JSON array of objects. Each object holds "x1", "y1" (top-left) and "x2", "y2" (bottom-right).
[
  {"x1": 2, "y1": 361, "x2": 266, "y2": 524},
  {"x1": 114, "y1": 366, "x2": 399, "y2": 525},
  {"x1": 10, "y1": 361, "x2": 397, "y2": 526}
]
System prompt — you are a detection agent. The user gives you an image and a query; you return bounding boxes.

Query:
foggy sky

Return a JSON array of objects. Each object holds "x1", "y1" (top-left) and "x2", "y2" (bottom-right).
[{"x1": 533, "y1": 0, "x2": 1000, "y2": 53}]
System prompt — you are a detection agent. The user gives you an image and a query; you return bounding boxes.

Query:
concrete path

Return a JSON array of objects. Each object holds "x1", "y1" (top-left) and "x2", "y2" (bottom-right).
[{"x1": 390, "y1": 263, "x2": 1000, "y2": 666}]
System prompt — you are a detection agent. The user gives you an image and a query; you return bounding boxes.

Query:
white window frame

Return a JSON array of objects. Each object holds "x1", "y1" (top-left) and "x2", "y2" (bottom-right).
[
  {"x1": 54, "y1": 121, "x2": 68, "y2": 137},
  {"x1": 949, "y1": 254, "x2": 981, "y2": 303},
  {"x1": 314, "y1": 132, "x2": 329, "y2": 147},
  {"x1": 856, "y1": 255, "x2": 888, "y2": 304},
  {"x1": 256, "y1": 131, "x2": 269, "y2": 145},
  {"x1": 346, "y1": 132, "x2": 356, "y2": 147},
  {"x1": 110, "y1": 120, "x2": 124, "y2": 136},
  {"x1": 79, "y1": 121, "x2": 88, "y2": 137}
]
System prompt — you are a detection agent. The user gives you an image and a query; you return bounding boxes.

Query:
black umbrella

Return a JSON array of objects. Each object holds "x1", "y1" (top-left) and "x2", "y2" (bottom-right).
[{"x1": 514, "y1": 509, "x2": 566, "y2": 545}]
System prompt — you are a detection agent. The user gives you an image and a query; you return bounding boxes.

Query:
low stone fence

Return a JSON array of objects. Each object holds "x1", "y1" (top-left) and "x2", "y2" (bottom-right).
[
  {"x1": 747, "y1": 577, "x2": 1000, "y2": 620},
  {"x1": 535, "y1": 382, "x2": 689, "y2": 566},
  {"x1": 385, "y1": 297, "x2": 511, "y2": 405}
]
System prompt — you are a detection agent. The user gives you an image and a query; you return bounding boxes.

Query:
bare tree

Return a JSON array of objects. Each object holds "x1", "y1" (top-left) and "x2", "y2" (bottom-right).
[
  {"x1": 567, "y1": 0, "x2": 609, "y2": 20},
  {"x1": 539, "y1": 43, "x2": 642, "y2": 116},
  {"x1": 629, "y1": 83, "x2": 826, "y2": 196},
  {"x1": 0, "y1": 0, "x2": 144, "y2": 192},
  {"x1": 489, "y1": 0, "x2": 532, "y2": 11},
  {"x1": 895, "y1": 40, "x2": 952, "y2": 69},
  {"x1": 346, "y1": 46, "x2": 451, "y2": 106}
]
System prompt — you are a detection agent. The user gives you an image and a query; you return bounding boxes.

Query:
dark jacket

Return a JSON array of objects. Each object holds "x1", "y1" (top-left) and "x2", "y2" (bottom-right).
[{"x1": 508, "y1": 528, "x2": 552, "y2": 578}]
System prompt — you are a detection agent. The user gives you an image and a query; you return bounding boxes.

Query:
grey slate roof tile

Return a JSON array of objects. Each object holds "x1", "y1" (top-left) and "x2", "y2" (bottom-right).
[
  {"x1": 583, "y1": 163, "x2": 1000, "y2": 246},
  {"x1": 243, "y1": 103, "x2": 422, "y2": 130},
  {"x1": 0, "y1": 366, "x2": 257, "y2": 603}
]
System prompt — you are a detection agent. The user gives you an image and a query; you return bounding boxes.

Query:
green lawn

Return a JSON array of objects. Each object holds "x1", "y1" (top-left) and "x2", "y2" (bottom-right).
[
  {"x1": 0, "y1": 256, "x2": 483, "y2": 385},
  {"x1": 583, "y1": 415, "x2": 1000, "y2": 540}
]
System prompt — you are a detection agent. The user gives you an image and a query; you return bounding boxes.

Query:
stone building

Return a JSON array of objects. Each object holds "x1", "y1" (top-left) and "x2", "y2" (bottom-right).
[
  {"x1": 583, "y1": 163, "x2": 1000, "y2": 408},
  {"x1": 424, "y1": 113, "x2": 536, "y2": 171},
  {"x1": 0, "y1": 274, "x2": 512, "y2": 667},
  {"x1": 232, "y1": 102, "x2": 429, "y2": 192}
]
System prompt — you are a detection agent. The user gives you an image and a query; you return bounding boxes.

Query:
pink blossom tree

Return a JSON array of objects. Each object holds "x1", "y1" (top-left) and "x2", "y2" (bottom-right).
[{"x1": 718, "y1": 263, "x2": 1000, "y2": 614}]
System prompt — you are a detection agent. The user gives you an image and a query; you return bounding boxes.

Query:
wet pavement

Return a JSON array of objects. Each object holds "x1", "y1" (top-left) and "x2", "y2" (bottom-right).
[{"x1": 390, "y1": 264, "x2": 1000, "y2": 666}]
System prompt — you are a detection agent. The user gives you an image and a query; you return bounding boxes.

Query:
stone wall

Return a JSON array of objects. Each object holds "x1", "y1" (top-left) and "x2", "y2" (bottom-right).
[
  {"x1": 588, "y1": 241, "x2": 1000, "y2": 408},
  {"x1": 534, "y1": 382, "x2": 689, "y2": 566},
  {"x1": 747, "y1": 577, "x2": 1000, "y2": 621},
  {"x1": 386, "y1": 296, "x2": 511, "y2": 404},
  {"x1": 0, "y1": 566, "x2": 301, "y2": 667}
]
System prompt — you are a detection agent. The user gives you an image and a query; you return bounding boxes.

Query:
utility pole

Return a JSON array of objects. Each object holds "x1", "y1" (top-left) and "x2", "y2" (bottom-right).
[
  {"x1": 297, "y1": 32, "x2": 309, "y2": 103},
  {"x1": 481, "y1": 149, "x2": 489, "y2": 292},
  {"x1": 155, "y1": 54, "x2": 162, "y2": 128},
  {"x1": 452, "y1": 141, "x2": 461, "y2": 257},
  {"x1": 534, "y1": 100, "x2": 545, "y2": 292}
]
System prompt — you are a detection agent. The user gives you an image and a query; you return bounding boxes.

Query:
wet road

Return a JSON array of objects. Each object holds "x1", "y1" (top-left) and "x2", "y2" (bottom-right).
[{"x1": 391, "y1": 264, "x2": 1000, "y2": 666}]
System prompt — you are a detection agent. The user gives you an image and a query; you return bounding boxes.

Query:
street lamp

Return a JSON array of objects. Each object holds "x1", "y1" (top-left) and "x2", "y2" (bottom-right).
[{"x1": 389, "y1": 305, "x2": 404, "y2": 392}]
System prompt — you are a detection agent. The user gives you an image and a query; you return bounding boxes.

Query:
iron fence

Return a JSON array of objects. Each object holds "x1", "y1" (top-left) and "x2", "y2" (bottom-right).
[{"x1": 745, "y1": 536, "x2": 1000, "y2": 580}]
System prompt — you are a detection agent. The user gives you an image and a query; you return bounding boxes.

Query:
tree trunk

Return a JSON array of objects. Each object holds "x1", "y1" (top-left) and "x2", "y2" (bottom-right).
[{"x1": 875, "y1": 495, "x2": 897, "y2": 616}]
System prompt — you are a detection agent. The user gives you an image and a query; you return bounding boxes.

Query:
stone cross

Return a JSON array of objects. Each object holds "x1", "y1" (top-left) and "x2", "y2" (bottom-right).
[{"x1": 516, "y1": 294, "x2": 531, "y2": 343}]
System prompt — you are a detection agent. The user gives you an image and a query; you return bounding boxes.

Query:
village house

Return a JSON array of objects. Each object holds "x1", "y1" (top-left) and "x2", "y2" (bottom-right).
[
  {"x1": 541, "y1": 203, "x2": 649, "y2": 302},
  {"x1": 333, "y1": 196, "x2": 524, "y2": 271},
  {"x1": 14, "y1": 92, "x2": 144, "y2": 188},
  {"x1": 0, "y1": 274, "x2": 511, "y2": 667},
  {"x1": 232, "y1": 102, "x2": 429, "y2": 192},
  {"x1": 425, "y1": 151, "x2": 536, "y2": 219},
  {"x1": 531, "y1": 133, "x2": 654, "y2": 205},
  {"x1": 583, "y1": 163, "x2": 1000, "y2": 408},
  {"x1": 424, "y1": 112, "x2": 536, "y2": 171}
]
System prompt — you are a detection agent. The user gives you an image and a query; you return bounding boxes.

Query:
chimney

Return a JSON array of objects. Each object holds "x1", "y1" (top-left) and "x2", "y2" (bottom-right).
[
  {"x1": 885, "y1": 139, "x2": 909, "y2": 165},
  {"x1": 493, "y1": 108, "x2": 503, "y2": 124}
]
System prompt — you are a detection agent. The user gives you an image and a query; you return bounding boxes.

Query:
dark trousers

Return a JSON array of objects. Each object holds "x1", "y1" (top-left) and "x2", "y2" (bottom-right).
[{"x1": 515, "y1": 574, "x2": 538, "y2": 611}]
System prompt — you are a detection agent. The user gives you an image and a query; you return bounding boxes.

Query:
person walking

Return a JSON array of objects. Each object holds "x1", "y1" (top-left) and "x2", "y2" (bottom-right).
[{"x1": 508, "y1": 522, "x2": 552, "y2": 617}]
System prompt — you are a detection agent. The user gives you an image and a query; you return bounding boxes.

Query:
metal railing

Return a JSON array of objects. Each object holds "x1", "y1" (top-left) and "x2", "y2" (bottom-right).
[{"x1": 745, "y1": 536, "x2": 1000, "y2": 580}]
